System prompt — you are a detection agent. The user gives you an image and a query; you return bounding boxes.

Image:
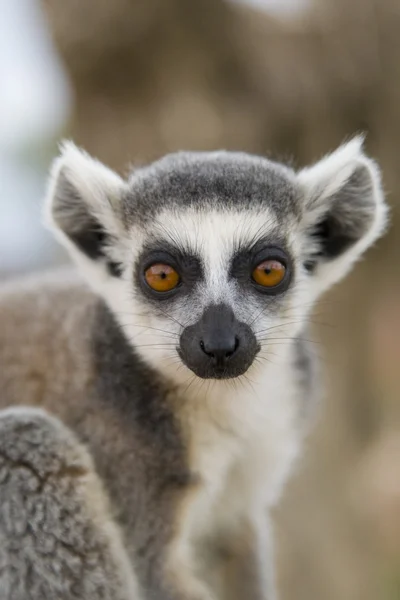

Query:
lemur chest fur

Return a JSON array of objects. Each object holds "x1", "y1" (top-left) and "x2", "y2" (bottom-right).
[{"x1": 172, "y1": 366, "x2": 301, "y2": 545}]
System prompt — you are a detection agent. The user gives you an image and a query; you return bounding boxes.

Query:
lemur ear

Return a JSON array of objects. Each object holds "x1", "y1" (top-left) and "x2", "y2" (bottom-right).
[
  {"x1": 297, "y1": 136, "x2": 388, "y2": 290},
  {"x1": 45, "y1": 141, "x2": 127, "y2": 277}
]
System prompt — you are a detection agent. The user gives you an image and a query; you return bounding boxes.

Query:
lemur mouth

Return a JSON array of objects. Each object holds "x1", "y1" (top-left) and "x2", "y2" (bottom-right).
[{"x1": 178, "y1": 304, "x2": 259, "y2": 380}]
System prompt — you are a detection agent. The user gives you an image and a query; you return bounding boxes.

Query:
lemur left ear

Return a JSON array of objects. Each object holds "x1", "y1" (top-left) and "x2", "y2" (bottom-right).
[
  {"x1": 297, "y1": 136, "x2": 388, "y2": 290},
  {"x1": 45, "y1": 141, "x2": 127, "y2": 278}
]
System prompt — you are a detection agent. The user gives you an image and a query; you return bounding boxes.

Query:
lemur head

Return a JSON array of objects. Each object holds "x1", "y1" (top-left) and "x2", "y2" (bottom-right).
[{"x1": 46, "y1": 138, "x2": 387, "y2": 382}]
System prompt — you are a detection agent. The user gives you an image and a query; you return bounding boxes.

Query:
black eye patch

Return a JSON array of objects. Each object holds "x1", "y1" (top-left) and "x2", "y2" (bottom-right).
[
  {"x1": 230, "y1": 238, "x2": 293, "y2": 296},
  {"x1": 135, "y1": 243, "x2": 203, "y2": 301}
]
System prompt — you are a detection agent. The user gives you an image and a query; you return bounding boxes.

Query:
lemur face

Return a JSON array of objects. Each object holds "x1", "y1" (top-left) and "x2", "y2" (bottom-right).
[
  {"x1": 46, "y1": 139, "x2": 387, "y2": 383},
  {"x1": 132, "y1": 203, "x2": 293, "y2": 380}
]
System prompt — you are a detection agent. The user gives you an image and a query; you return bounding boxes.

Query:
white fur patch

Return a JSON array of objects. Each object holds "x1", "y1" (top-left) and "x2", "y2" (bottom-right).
[{"x1": 45, "y1": 140, "x2": 125, "y2": 231}]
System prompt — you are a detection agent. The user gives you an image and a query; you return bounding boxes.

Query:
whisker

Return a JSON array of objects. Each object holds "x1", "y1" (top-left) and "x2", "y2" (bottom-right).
[
  {"x1": 258, "y1": 338, "x2": 322, "y2": 346},
  {"x1": 116, "y1": 323, "x2": 178, "y2": 339},
  {"x1": 254, "y1": 355, "x2": 273, "y2": 366},
  {"x1": 120, "y1": 323, "x2": 179, "y2": 336},
  {"x1": 131, "y1": 343, "x2": 179, "y2": 349},
  {"x1": 255, "y1": 320, "x2": 313, "y2": 335}
]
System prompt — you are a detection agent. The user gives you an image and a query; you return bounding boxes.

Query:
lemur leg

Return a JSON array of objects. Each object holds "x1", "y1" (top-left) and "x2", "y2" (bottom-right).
[
  {"x1": 216, "y1": 516, "x2": 277, "y2": 600},
  {"x1": 0, "y1": 407, "x2": 139, "y2": 600}
]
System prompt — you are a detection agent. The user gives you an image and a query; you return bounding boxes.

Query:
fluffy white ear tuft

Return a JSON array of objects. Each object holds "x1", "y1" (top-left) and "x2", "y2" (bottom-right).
[
  {"x1": 44, "y1": 141, "x2": 127, "y2": 278},
  {"x1": 298, "y1": 136, "x2": 365, "y2": 207},
  {"x1": 297, "y1": 136, "x2": 389, "y2": 291}
]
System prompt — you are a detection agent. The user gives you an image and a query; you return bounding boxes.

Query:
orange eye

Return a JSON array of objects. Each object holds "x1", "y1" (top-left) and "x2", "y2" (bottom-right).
[
  {"x1": 252, "y1": 259, "x2": 286, "y2": 288},
  {"x1": 144, "y1": 263, "x2": 180, "y2": 292}
]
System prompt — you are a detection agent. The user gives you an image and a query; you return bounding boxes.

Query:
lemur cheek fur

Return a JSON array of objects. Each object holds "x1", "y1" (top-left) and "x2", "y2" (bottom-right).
[{"x1": 178, "y1": 304, "x2": 260, "y2": 379}]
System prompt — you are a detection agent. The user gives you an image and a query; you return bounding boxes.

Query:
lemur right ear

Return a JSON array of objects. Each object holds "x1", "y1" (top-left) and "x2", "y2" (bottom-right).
[
  {"x1": 45, "y1": 141, "x2": 127, "y2": 277},
  {"x1": 297, "y1": 137, "x2": 388, "y2": 292}
]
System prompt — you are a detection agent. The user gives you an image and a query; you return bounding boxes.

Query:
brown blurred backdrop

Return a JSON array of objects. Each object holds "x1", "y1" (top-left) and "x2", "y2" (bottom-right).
[{"x1": 3, "y1": 0, "x2": 400, "y2": 598}]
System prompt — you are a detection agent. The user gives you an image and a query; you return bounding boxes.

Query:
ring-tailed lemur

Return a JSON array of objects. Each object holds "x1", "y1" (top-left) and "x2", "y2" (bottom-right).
[{"x1": 0, "y1": 137, "x2": 387, "y2": 600}]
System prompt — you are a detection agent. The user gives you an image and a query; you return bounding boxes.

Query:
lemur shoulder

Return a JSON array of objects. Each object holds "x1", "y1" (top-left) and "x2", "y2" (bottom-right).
[{"x1": 0, "y1": 137, "x2": 388, "y2": 600}]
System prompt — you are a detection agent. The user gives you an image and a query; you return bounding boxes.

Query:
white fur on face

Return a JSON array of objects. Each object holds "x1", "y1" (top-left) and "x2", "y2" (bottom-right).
[{"x1": 104, "y1": 207, "x2": 312, "y2": 388}]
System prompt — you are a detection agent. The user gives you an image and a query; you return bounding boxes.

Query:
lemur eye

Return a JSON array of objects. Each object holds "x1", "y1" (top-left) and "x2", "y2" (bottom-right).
[
  {"x1": 144, "y1": 263, "x2": 180, "y2": 292},
  {"x1": 252, "y1": 260, "x2": 286, "y2": 288}
]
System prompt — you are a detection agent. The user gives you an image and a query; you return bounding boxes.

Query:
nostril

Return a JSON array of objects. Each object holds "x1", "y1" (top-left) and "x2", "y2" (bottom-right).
[
  {"x1": 200, "y1": 340, "x2": 215, "y2": 358},
  {"x1": 225, "y1": 336, "x2": 239, "y2": 358}
]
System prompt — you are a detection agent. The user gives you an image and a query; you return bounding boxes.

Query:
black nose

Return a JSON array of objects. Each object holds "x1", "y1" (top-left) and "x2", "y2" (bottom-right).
[
  {"x1": 200, "y1": 336, "x2": 239, "y2": 362},
  {"x1": 179, "y1": 303, "x2": 259, "y2": 379}
]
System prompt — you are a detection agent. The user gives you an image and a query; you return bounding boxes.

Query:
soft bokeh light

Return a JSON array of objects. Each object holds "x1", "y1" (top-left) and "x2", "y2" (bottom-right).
[{"x1": 0, "y1": 0, "x2": 70, "y2": 275}]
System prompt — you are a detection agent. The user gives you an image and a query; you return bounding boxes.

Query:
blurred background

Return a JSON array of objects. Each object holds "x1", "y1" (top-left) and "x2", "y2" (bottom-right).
[{"x1": 1, "y1": 0, "x2": 400, "y2": 598}]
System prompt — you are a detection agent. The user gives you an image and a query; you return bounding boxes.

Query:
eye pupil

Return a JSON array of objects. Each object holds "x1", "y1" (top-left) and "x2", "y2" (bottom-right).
[
  {"x1": 252, "y1": 259, "x2": 286, "y2": 289},
  {"x1": 144, "y1": 263, "x2": 180, "y2": 293}
]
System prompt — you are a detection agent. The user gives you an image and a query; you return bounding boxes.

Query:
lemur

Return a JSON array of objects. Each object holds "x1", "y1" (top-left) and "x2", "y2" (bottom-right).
[{"x1": 0, "y1": 137, "x2": 387, "y2": 600}]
